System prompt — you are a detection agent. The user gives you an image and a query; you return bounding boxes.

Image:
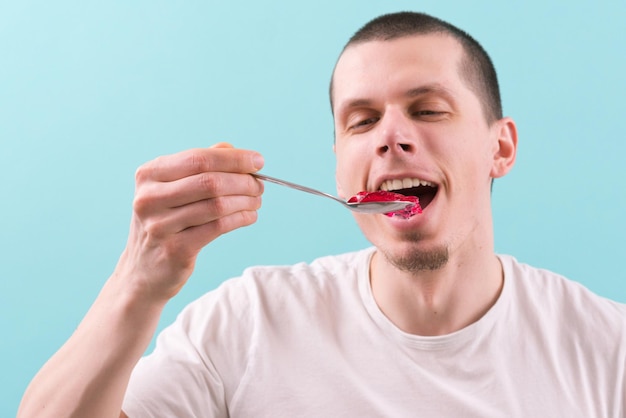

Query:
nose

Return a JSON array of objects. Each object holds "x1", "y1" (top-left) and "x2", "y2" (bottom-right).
[{"x1": 376, "y1": 107, "x2": 416, "y2": 157}]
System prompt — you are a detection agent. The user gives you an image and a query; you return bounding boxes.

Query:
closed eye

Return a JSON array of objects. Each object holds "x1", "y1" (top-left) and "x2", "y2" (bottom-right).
[
  {"x1": 412, "y1": 110, "x2": 448, "y2": 121},
  {"x1": 413, "y1": 110, "x2": 444, "y2": 116},
  {"x1": 351, "y1": 117, "x2": 379, "y2": 130}
]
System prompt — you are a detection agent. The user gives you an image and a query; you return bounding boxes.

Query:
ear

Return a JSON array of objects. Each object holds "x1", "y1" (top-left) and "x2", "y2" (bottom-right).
[{"x1": 490, "y1": 117, "x2": 518, "y2": 179}]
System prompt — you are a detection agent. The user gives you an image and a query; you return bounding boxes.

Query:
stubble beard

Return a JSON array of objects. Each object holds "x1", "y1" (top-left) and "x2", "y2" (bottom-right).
[{"x1": 378, "y1": 232, "x2": 450, "y2": 272}]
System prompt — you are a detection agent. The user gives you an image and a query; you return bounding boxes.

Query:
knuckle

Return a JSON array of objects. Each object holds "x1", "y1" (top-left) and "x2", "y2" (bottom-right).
[
  {"x1": 137, "y1": 154, "x2": 167, "y2": 180},
  {"x1": 242, "y1": 210, "x2": 259, "y2": 225},
  {"x1": 186, "y1": 150, "x2": 210, "y2": 173},
  {"x1": 254, "y1": 196, "x2": 263, "y2": 210},
  {"x1": 143, "y1": 218, "x2": 167, "y2": 239},
  {"x1": 214, "y1": 210, "x2": 258, "y2": 238},
  {"x1": 236, "y1": 210, "x2": 259, "y2": 230},
  {"x1": 211, "y1": 216, "x2": 228, "y2": 235},
  {"x1": 249, "y1": 174, "x2": 264, "y2": 195},
  {"x1": 135, "y1": 163, "x2": 151, "y2": 183},
  {"x1": 199, "y1": 173, "x2": 221, "y2": 194},
  {"x1": 132, "y1": 192, "x2": 152, "y2": 216},
  {"x1": 207, "y1": 196, "x2": 228, "y2": 215}
]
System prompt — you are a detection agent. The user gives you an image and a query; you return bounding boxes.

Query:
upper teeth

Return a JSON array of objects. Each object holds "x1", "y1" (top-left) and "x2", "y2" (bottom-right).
[{"x1": 380, "y1": 178, "x2": 435, "y2": 191}]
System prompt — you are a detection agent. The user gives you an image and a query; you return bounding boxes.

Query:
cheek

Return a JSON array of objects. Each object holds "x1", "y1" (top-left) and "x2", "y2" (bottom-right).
[
  {"x1": 335, "y1": 159, "x2": 354, "y2": 198},
  {"x1": 457, "y1": 145, "x2": 496, "y2": 194},
  {"x1": 335, "y1": 146, "x2": 369, "y2": 186}
]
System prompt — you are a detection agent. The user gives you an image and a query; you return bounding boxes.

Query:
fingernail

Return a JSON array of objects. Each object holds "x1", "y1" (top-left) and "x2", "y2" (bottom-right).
[{"x1": 253, "y1": 153, "x2": 265, "y2": 170}]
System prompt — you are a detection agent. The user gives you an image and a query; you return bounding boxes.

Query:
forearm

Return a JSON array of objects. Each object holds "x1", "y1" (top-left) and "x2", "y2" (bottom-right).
[
  {"x1": 18, "y1": 145, "x2": 264, "y2": 418},
  {"x1": 17, "y1": 273, "x2": 166, "y2": 418}
]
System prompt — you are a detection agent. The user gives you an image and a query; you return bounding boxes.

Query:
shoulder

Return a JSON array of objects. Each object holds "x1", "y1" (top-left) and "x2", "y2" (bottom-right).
[
  {"x1": 244, "y1": 247, "x2": 373, "y2": 278},
  {"x1": 233, "y1": 247, "x2": 373, "y2": 293},
  {"x1": 186, "y1": 247, "x2": 374, "y2": 315},
  {"x1": 500, "y1": 255, "x2": 624, "y2": 309},
  {"x1": 498, "y1": 254, "x2": 626, "y2": 341}
]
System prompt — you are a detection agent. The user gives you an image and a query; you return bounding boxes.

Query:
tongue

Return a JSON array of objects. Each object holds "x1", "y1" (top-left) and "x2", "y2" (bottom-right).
[{"x1": 347, "y1": 191, "x2": 422, "y2": 219}]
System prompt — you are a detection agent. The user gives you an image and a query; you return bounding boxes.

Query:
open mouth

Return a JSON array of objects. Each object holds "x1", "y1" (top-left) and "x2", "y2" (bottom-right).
[{"x1": 379, "y1": 178, "x2": 438, "y2": 210}]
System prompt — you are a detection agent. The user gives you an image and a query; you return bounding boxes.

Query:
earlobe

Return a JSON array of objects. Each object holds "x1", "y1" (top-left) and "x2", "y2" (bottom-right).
[{"x1": 490, "y1": 117, "x2": 518, "y2": 178}]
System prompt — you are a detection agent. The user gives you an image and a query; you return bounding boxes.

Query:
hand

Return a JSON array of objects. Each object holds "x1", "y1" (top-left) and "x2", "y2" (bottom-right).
[{"x1": 114, "y1": 143, "x2": 264, "y2": 302}]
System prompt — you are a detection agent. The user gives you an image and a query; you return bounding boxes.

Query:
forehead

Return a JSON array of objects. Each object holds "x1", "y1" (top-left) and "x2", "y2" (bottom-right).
[{"x1": 332, "y1": 34, "x2": 467, "y2": 111}]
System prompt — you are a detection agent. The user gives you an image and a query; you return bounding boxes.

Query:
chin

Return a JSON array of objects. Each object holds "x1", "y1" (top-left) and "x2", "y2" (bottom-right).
[{"x1": 375, "y1": 240, "x2": 450, "y2": 273}]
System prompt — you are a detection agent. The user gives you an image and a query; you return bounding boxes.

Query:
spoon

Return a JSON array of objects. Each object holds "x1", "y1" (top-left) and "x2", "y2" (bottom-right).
[{"x1": 252, "y1": 173, "x2": 414, "y2": 214}]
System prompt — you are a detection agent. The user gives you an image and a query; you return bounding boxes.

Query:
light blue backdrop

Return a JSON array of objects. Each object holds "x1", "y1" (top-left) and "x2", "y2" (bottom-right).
[{"x1": 2, "y1": 1, "x2": 625, "y2": 415}]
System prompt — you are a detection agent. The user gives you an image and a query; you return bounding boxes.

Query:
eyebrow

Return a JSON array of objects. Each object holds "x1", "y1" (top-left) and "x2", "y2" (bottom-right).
[{"x1": 405, "y1": 84, "x2": 456, "y2": 101}]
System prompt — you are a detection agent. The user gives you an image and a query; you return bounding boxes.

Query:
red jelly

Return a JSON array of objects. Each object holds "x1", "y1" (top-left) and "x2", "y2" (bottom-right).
[{"x1": 347, "y1": 191, "x2": 422, "y2": 219}]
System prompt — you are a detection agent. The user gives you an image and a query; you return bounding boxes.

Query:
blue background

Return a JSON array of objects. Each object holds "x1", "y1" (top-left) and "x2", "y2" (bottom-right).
[{"x1": 2, "y1": 1, "x2": 625, "y2": 414}]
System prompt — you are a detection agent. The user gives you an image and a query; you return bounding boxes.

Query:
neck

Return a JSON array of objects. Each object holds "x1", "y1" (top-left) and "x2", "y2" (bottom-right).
[{"x1": 369, "y1": 248, "x2": 503, "y2": 336}]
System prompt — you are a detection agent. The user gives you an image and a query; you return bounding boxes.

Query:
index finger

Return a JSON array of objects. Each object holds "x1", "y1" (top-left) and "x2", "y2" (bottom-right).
[{"x1": 142, "y1": 145, "x2": 265, "y2": 183}]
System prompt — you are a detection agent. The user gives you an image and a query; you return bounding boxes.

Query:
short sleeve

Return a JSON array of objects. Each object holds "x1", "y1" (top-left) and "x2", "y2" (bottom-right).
[{"x1": 122, "y1": 278, "x2": 255, "y2": 418}]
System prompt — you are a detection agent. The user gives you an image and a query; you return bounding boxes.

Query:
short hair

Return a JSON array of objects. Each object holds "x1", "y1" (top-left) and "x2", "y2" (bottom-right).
[{"x1": 330, "y1": 12, "x2": 502, "y2": 124}]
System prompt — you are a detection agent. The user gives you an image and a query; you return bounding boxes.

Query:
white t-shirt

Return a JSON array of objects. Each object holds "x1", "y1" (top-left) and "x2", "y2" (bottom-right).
[{"x1": 122, "y1": 248, "x2": 626, "y2": 417}]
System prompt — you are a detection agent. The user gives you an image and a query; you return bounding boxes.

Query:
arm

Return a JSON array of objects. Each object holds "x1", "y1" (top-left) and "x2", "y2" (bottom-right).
[{"x1": 17, "y1": 143, "x2": 265, "y2": 418}]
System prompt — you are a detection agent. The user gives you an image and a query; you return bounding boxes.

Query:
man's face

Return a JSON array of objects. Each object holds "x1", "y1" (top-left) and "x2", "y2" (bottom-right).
[{"x1": 332, "y1": 34, "x2": 514, "y2": 270}]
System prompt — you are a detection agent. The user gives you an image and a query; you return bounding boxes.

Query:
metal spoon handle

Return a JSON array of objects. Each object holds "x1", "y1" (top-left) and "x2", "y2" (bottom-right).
[{"x1": 252, "y1": 173, "x2": 343, "y2": 204}]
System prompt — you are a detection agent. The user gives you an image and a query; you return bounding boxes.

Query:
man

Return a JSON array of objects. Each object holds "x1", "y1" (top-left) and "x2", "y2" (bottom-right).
[{"x1": 18, "y1": 12, "x2": 625, "y2": 418}]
